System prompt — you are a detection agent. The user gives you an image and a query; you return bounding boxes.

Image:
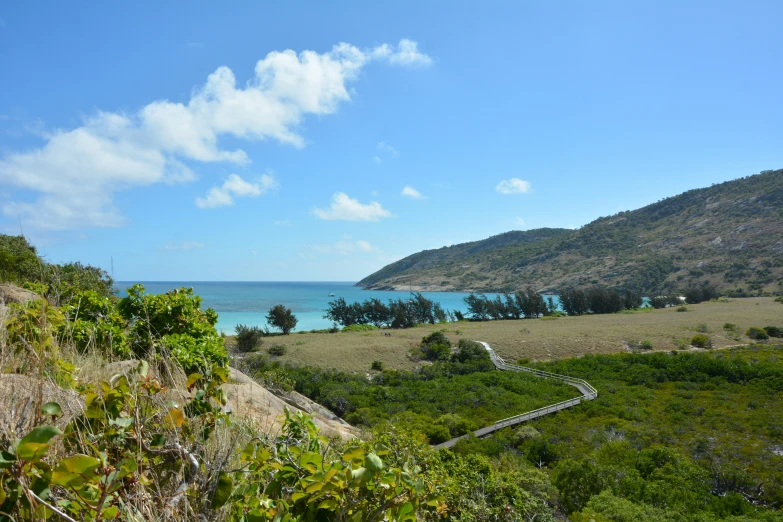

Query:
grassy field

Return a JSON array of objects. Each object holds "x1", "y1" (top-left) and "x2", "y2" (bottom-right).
[{"x1": 231, "y1": 297, "x2": 783, "y2": 373}]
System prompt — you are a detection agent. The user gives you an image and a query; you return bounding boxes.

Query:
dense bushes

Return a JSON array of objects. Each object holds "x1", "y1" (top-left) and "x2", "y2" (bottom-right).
[
  {"x1": 746, "y1": 326, "x2": 769, "y2": 340},
  {"x1": 464, "y1": 289, "x2": 555, "y2": 320},
  {"x1": 0, "y1": 234, "x2": 114, "y2": 305},
  {"x1": 234, "y1": 323, "x2": 264, "y2": 352},
  {"x1": 118, "y1": 284, "x2": 227, "y2": 372},
  {"x1": 324, "y1": 294, "x2": 450, "y2": 328},
  {"x1": 684, "y1": 283, "x2": 719, "y2": 304},
  {"x1": 690, "y1": 334, "x2": 712, "y2": 348}
]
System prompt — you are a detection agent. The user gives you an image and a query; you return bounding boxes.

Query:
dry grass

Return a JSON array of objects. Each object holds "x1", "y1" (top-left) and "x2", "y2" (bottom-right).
[{"x1": 249, "y1": 297, "x2": 783, "y2": 373}]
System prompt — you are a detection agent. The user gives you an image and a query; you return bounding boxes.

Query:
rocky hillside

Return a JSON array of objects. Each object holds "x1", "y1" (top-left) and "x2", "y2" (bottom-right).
[{"x1": 358, "y1": 169, "x2": 783, "y2": 294}]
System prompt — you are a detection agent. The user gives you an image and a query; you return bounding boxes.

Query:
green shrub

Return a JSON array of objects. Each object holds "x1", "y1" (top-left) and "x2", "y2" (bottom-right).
[
  {"x1": 763, "y1": 326, "x2": 782, "y2": 338},
  {"x1": 691, "y1": 334, "x2": 712, "y2": 348},
  {"x1": 775, "y1": 296, "x2": 783, "y2": 303},
  {"x1": 117, "y1": 284, "x2": 227, "y2": 372},
  {"x1": 268, "y1": 344, "x2": 287, "y2": 356},
  {"x1": 419, "y1": 330, "x2": 452, "y2": 361},
  {"x1": 234, "y1": 324, "x2": 264, "y2": 352},
  {"x1": 451, "y1": 339, "x2": 489, "y2": 363},
  {"x1": 371, "y1": 360, "x2": 384, "y2": 371},
  {"x1": 723, "y1": 322, "x2": 738, "y2": 332},
  {"x1": 342, "y1": 324, "x2": 378, "y2": 332},
  {"x1": 639, "y1": 339, "x2": 654, "y2": 350},
  {"x1": 676, "y1": 306, "x2": 688, "y2": 312},
  {"x1": 746, "y1": 327, "x2": 769, "y2": 340},
  {"x1": 512, "y1": 425, "x2": 541, "y2": 446},
  {"x1": 695, "y1": 323, "x2": 709, "y2": 333}
]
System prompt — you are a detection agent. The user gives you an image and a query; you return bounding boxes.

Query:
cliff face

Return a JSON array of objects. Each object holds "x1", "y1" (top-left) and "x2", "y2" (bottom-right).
[{"x1": 357, "y1": 169, "x2": 783, "y2": 294}]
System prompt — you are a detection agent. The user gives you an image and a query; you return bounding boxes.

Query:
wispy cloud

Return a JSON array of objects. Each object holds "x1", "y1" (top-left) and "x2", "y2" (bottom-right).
[
  {"x1": 373, "y1": 155, "x2": 382, "y2": 164},
  {"x1": 371, "y1": 39, "x2": 433, "y2": 67},
  {"x1": 401, "y1": 186, "x2": 427, "y2": 199},
  {"x1": 162, "y1": 240, "x2": 205, "y2": 251},
  {"x1": 196, "y1": 173, "x2": 277, "y2": 209},
  {"x1": 377, "y1": 141, "x2": 399, "y2": 156},
  {"x1": 273, "y1": 219, "x2": 291, "y2": 226},
  {"x1": 515, "y1": 217, "x2": 526, "y2": 226},
  {"x1": 313, "y1": 192, "x2": 393, "y2": 221},
  {"x1": 496, "y1": 178, "x2": 531, "y2": 194},
  {"x1": 0, "y1": 39, "x2": 430, "y2": 230}
]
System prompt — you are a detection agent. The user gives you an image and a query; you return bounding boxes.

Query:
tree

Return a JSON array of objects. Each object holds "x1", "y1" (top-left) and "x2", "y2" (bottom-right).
[{"x1": 266, "y1": 304, "x2": 298, "y2": 334}]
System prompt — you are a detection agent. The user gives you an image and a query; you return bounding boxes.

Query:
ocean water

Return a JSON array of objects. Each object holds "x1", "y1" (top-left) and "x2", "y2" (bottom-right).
[{"x1": 116, "y1": 281, "x2": 519, "y2": 334}]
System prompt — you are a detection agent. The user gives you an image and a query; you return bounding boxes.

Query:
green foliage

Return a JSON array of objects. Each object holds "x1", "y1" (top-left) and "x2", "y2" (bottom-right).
[
  {"x1": 724, "y1": 322, "x2": 739, "y2": 332},
  {"x1": 266, "y1": 304, "x2": 298, "y2": 334},
  {"x1": 227, "y1": 412, "x2": 445, "y2": 521},
  {"x1": 676, "y1": 305, "x2": 688, "y2": 312},
  {"x1": 0, "y1": 234, "x2": 114, "y2": 305},
  {"x1": 695, "y1": 323, "x2": 710, "y2": 333},
  {"x1": 267, "y1": 343, "x2": 287, "y2": 356},
  {"x1": 451, "y1": 339, "x2": 489, "y2": 363},
  {"x1": 234, "y1": 323, "x2": 264, "y2": 352},
  {"x1": 417, "y1": 330, "x2": 452, "y2": 361},
  {"x1": 277, "y1": 358, "x2": 572, "y2": 444},
  {"x1": 690, "y1": 334, "x2": 712, "y2": 348},
  {"x1": 684, "y1": 283, "x2": 720, "y2": 304},
  {"x1": 118, "y1": 284, "x2": 227, "y2": 372},
  {"x1": 763, "y1": 326, "x2": 782, "y2": 338},
  {"x1": 746, "y1": 327, "x2": 769, "y2": 340},
  {"x1": 0, "y1": 361, "x2": 446, "y2": 521},
  {"x1": 371, "y1": 360, "x2": 384, "y2": 371},
  {"x1": 324, "y1": 294, "x2": 450, "y2": 329},
  {"x1": 63, "y1": 289, "x2": 130, "y2": 357},
  {"x1": 5, "y1": 299, "x2": 75, "y2": 386}
]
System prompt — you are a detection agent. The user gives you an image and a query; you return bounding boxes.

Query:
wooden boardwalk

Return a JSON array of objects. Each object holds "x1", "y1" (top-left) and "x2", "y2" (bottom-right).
[{"x1": 435, "y1": 342, "x2": 598, "y2": 449}]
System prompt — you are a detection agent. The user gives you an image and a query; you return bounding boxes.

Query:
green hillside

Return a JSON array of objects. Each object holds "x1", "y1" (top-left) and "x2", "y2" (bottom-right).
[{"x1": 357, "y1": 169, "x2": 783, "y2": 294}]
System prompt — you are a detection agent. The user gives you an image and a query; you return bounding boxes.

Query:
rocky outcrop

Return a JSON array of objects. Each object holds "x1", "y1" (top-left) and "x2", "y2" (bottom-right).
[{"x1": 0, "y1": 284, "x2": 42, "y2": 305}]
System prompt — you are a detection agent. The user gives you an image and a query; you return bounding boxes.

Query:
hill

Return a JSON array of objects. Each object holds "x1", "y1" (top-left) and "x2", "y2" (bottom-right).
[{"x1": 357, "y1": 169, "x2": 783, "y2": 294}]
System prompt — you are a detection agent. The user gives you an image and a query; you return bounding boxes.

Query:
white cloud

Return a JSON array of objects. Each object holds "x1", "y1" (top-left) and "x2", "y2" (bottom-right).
[
  {"x1": 377, "y1": 141, "x2": 399, "y2": 156},
  {"x1": 0, "y1": 40, "x2": 430, "y2": 230},
  {"x1": 371, "y1": 39, "x2": 433, "y2": 67},
  {"x1": 196, "y1": 173, "x2": 277, "y2": 209},
  {"x1": 163, "y1": 240, "x2": 205, "y2": 251},
  {"x1": 273, "y1": 219, "x2": 291, "y2": 226},
  {"x1": 401, "y1": 186, "x2": 427, "y2": 199},
  {"x1": 313, "y1": 192, "x2": 393, "y2": 221},
  {"x1": 515, "y1": 217, "x2": 526, "y2": 226},
  {"x1": 311, "y1": 239, "x2": 374, "y2": 255},
  {"x1": 496, "y1": 178, "x2": 532, "y2": 194},
  {"x1": 373, "y1": 155, "x2": 382, "y2": 164}
]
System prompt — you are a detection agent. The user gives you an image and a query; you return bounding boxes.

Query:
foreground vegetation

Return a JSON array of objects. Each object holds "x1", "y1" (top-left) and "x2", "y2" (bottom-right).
[{"x1": 250, "y1": 342, "x2": 783, "y2": 521}]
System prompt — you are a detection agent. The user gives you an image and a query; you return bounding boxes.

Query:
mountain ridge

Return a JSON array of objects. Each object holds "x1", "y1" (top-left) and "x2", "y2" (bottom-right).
[{"x1": 357, "y1": 169, "x2": 783, "y2": 294}]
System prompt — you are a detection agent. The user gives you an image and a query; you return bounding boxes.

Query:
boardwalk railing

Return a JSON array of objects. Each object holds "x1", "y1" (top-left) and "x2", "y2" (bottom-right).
[{"x1": 435, "y1": 342, "x2": 597, "y2": 449}]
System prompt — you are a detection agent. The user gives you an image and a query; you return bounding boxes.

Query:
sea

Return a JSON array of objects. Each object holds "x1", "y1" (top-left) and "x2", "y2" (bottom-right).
[{"x1": 116, "y1": 281, "x2": 529, "y2": 335}]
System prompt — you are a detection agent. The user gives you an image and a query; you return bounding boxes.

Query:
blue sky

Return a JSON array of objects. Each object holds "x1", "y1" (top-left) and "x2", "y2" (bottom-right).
[{"x1": 1, "y1": 1, "x2": 781, "y2": 281}]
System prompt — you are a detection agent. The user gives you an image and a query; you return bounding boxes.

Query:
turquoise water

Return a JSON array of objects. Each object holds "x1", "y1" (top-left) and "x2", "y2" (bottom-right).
[{"x1": 116, "y1": 281, "x2": 515, "y2": 334}]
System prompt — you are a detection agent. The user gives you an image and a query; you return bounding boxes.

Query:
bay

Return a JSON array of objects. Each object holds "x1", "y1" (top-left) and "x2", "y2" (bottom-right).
[{"x1": 116, "y1": 281, "x2": 538, "y2": 334}]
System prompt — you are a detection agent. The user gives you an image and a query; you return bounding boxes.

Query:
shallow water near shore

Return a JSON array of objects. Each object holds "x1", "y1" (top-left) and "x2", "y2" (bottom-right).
[{"x1": 116, "y1": 281, "x2": 544, "y2": 334}]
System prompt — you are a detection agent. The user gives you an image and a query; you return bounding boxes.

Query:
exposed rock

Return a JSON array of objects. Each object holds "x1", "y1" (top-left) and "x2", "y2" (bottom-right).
[
  {"x1": 0, "y1": 374, "x2": 84, "y2": 434},
  {"x1": 224, "y1": 367, "x2": 357, "y2": 440},
  {"x1": 0, "y1": 284, "x2": 42, "y2": 305}
]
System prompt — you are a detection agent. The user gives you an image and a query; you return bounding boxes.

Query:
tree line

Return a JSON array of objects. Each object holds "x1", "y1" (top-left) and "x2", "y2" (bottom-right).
[{"x1": 324, "y1": 294, "x2": 461, "y2": 328}]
